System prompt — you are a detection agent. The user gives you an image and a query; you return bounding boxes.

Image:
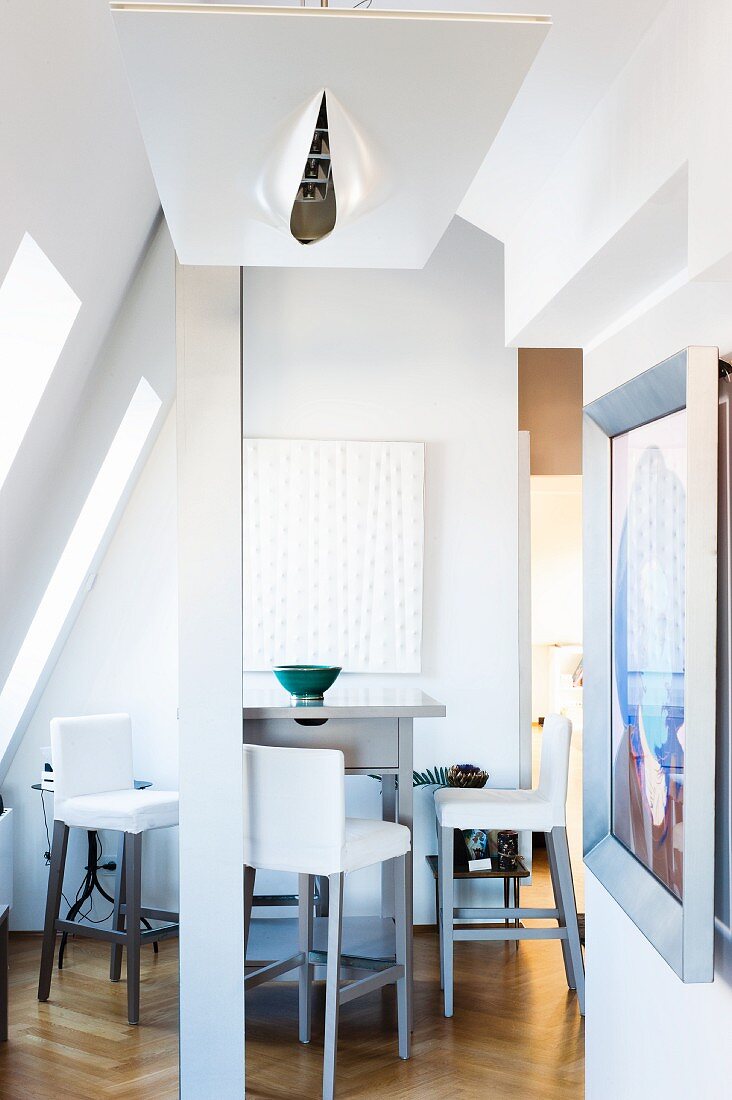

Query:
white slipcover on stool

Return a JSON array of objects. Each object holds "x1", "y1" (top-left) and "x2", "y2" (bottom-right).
[
  {"x1": 243, "y1": 744, "x2": 411, "y2": 1100},
  {"x1": 38, "y1": 714, "x2": 179, "y2": 1024},
  {"x1": 435, "y1": 714, "x2": 584, "y2": 1017}
]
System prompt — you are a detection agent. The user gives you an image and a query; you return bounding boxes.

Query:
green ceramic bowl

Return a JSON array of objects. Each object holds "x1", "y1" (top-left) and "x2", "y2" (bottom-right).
[{"x1": 272, "y1": 664, "x2": 342, "y2": 701}]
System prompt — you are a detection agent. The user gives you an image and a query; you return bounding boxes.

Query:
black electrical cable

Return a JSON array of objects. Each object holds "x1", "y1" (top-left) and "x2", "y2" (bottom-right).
[
  {"x1": 40, "y1": 789, "x2": 73, "y2": 910},
  {"x1": 40, "y1": 789, "x2": 114, "y2": 926},
  {"x1": 79, "y1": 835, "x2": 115, "y2": 925}
]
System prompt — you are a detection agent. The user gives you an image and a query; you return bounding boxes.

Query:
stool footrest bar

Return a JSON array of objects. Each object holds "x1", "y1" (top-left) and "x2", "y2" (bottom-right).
[
  {"x1": 453, "y1": 926, "x2": 568, "y2": 942},
  {"x1": 252, "y1": 895, "x2": 299, "y2": 907},
  {"x1": 338, "y1": 964, "x2": 404, "y2": 1005},
  {"x1": 453, "y1": 907, "x2": 559, "y2": 920},
  {"x1": 120, "y1": 904, "x2": 179, "y2": 923},
  {"x1": 140, "y1": 924, "x2": 179, "y2": 944},
  {"x1": 137, "y1": 906, "x2": 179, "y2": 923},
  {"x1": 308, "y1": 950, "x2": 396, "y2": 972},
  {"x1": 54, "y1": 920, "x2": 126, "y2": 944},
  {"x1": 245, "y1": 952, "x2": 306, "y2": 989}
]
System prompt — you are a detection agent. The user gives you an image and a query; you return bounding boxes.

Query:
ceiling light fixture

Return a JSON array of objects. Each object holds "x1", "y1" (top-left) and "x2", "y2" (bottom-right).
[{"x1": 290, "y1": 91, "x2": 337, "y2": 245}]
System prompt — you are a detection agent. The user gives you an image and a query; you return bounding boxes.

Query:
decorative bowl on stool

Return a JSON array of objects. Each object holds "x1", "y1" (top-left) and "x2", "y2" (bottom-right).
[
  {"x1": 272, "y1": 665, "x2": 342, "y2": 702},
  {"x1": 447, "y1": 763, "x2": 489, "y2": 788}
]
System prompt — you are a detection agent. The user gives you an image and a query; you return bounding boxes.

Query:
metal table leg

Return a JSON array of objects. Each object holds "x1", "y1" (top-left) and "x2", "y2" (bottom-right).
[
  {"x1": 398, "y1": 718, "x2": 414, "y2": 1031},
  {"x1": 381, "y1": 774, "x2": 397, "y2": 919}
]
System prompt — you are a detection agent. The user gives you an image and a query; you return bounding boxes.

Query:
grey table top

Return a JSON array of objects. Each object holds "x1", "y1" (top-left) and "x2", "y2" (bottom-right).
[{"x1": 242, "y1": 686, "x2": 446, "y2": 721}]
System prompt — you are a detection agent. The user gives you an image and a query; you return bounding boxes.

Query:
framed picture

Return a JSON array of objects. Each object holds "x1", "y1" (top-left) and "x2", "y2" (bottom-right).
[
  {"x1": 584, "y1": 347, "x2": 718, "y2": 983},
  {"x1": 718, "y1": 383, "x2": 732, "y2": 935}
]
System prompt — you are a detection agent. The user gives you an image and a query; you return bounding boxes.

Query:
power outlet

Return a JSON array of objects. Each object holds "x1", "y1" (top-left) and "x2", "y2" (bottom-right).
[{"x1": 98, "y1": 856, "x2": 118, "y2": 876}]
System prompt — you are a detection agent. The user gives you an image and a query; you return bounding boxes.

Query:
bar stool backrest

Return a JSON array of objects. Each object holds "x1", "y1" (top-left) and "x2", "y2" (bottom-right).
[
  {"x1": 51, "y1": 713, "x2": 134, "y2": 820},
  {"x1": 243, "y1": 744, "x2": 346, "y2": 875},
  {"x1": 536, "y1": 713, "x2": 572, "y2": 825}
]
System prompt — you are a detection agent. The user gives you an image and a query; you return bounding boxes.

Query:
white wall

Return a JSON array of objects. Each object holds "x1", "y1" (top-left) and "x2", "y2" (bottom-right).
[
  {"x1": 242, "y1": 216, "x2": 521, "y2": 923},
  {"x1": 4, "y1": 409, "x2": 178, "y2": 930},
  {"x1": 585, "y1": 874, "x2": 732, "y2": 1099},
  {"x1": 0, "y1": 1, "x2": 158, "y2": 688},
  {"x1": 2, "y1": 228, "x2": 177, "y2": 929}
]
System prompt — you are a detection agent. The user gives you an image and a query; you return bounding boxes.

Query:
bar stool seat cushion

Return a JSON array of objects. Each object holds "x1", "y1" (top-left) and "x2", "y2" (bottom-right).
[
  {"x1": 342, "y1": 818, "x2": 410, "y2": 874},
  {"x1": 57, "y1": 788, "x2": 179, "y2": 833},
  {"x1": 244, "y1": 815, "x2": 409, "y2": 876},
  {"x1": 434, "y1": 788, "x2": 559, "y2": 832}
]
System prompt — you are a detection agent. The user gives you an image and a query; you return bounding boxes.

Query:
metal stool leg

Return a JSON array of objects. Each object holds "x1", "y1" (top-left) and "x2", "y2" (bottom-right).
[
  {"x1": 322, "y1": 872, "x2": 344, "y2": 1100},
  {"x1": 514, "y1": 875, "x2": 520, "y2": 951},
  {"x1": 394, "y1": 854, "x2": 410, "y2": 1060},
  {"x1": 109, "y1": 831, "x2": 127, "y2": 981},
  {"x1": 437, "y1": 824, "x2": 445, "y2": 991},
  {"x1": 125, "y1": 832, "x2": 142, "y2": 1025},
  {"x1": 243, "y1": 866, "x2": 256, "y2": 956},
  {"x1": 298, "y1": 873, "x2": 314, "y2": 1044},
  {"x1": 38, "y1": 822, "x2": 69, "y2": 1002},
  {"x1": 439, "y1": 826, "x2": 454, "y2": 1018},
  {"x1": 315, "y1": 874, "x2": 329, "y2": 917},
  {"x1": 551, "y1": 826, "x2": 585, "y2": 1016},
  {"x1": 546, "y1": 830, "x2": 576, "y2": 990}
]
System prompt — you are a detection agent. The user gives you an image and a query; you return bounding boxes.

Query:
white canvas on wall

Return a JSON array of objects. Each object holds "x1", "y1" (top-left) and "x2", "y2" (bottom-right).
[{"x1": 243, "y1": 439, "x2": 424, "y2": 672}]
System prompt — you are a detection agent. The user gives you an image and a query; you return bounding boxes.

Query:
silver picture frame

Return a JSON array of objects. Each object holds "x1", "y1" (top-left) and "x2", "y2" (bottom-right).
[{"x1": 583, "y1": 346, "x2": 719, "y2": 983}]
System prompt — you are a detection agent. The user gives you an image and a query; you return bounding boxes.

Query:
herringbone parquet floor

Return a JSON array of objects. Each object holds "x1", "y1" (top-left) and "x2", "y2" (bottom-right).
[{"x1": 0, "y1": 852, "x2": 584, "y2": 1099}]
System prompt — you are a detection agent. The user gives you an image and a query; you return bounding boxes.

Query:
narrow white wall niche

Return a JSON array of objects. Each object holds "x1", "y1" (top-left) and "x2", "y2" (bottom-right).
[
  {"x1": 0, "y1": 233, "x2": 81, "y2": 492},
  {"x1": 243, "y1": 438, "x2": 424, "y2": 673},
  {"x1": 0, "y1": 377, "x2": 162, "y2": 779},
  {"x1": 289, "y1": 93, "x2": 337, "y2": 245}
]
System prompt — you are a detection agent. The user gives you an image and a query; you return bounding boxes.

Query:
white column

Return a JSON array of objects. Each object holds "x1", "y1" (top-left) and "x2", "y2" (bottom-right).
[{"x1": 177, "y1": 263, "x2": 245, "y2": 1097}]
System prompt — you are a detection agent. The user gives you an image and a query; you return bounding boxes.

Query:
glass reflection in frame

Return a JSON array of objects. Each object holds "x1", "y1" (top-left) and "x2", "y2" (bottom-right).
[{"x1": 611, "y1": 409, "x2": 686, "y2": 900}]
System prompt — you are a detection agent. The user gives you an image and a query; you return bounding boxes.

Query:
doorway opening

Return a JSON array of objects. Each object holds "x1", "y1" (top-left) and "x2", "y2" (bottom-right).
[{"x1": 518, "y1": 348, "x2": 584, "y2": 903}]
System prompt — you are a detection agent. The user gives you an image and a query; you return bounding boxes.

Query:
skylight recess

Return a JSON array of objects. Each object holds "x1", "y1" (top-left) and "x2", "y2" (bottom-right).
[
  {"x1": 0, "y1": 233, "x2": 81, "y2": 493},
  {"x1": 0, "y1": 377, "x2": 162, "y2": 766}
]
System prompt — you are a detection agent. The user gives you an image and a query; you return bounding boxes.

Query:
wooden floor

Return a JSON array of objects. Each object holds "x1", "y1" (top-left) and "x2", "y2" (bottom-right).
[{"x1": 0, "y1": 854, "x2": 584, "y2": 1099}]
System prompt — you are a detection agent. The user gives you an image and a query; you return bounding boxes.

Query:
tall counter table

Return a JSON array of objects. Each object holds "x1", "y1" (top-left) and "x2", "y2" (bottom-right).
[{"x1": 242, "y1": 687, "x2": 446, "y2": 1021}]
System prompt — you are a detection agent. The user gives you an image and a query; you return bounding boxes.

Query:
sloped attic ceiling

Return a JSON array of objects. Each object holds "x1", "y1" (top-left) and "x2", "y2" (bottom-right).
[{"x1": 0, "y1": 3, "x2": 171, "y2": 778}]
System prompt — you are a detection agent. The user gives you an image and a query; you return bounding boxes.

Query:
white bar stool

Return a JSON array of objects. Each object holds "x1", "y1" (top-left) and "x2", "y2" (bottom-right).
[
  {"x1": 243, "y1": 744, "x2": 411, "y2": 1100},
  {"x1": 435, "y1": 713, "x2": 584, "y2": 1017},
  {"x1": 38, "y1": 714, "x2": 179, "y2": 1024}
]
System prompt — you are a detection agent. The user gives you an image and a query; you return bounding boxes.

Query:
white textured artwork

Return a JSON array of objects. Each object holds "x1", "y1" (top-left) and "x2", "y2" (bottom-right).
[{"x1": 243, "y1": 439, "x2": 424, "y2": 672}]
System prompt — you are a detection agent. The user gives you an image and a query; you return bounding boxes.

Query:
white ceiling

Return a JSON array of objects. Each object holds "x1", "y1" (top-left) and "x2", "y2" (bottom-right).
[
  {"x1": 111, "y1": 4, "x2": 549, "y2": 267},
  {"x1": 117, "y1": 0, "x2": 668, "y2": 250},
  {"x1": 457, "y1": 0, "x2": 667, "y2": 240}
]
